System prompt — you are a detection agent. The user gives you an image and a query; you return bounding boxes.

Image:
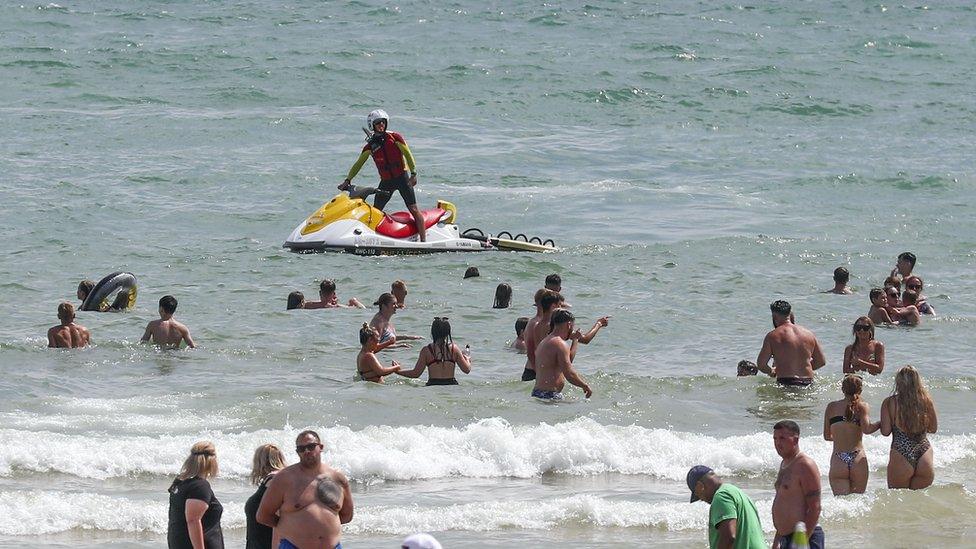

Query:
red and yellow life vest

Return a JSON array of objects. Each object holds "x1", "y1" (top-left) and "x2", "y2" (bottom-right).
[{"x1": 364, "y1": 131, "x2": 407, "y2": 180}]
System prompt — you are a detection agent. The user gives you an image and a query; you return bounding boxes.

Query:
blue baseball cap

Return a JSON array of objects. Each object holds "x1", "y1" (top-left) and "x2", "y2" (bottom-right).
[{"x1": 686, "y1": 465, "x2": 713, "y2": 502}]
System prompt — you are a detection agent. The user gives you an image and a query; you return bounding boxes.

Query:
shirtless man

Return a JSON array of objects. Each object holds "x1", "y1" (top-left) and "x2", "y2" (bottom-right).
[
  {"x1": 823, "y1": 266, "x2": 853, "y2": 295},
  {"x1": 744, "y1": 301, "x2": 825, "y2": 387},
  {"x1": 771, "y1": 420, "x2": 824, "y2": 549},
  {"x1": 257, "y1": 430, "x2": 353, "y2": 549},
  {"x1": 141, "y1": 295, "x2": 195, "y2": 349},
  {"x1": 891, "y1": 251, "x2": 916, "y2": 279},
  {"x1": 531, "y1": 309, "x2": 592, "y2": 400},
  {"x1": 47, "y1": 302, "x2": 90, "y2": 348},
  {"x1": 304, "y1": 280, "x2": 365, "y2": 310},
  {"x1": 521, "y1": 289, "x2": 559, "y2": 382}
]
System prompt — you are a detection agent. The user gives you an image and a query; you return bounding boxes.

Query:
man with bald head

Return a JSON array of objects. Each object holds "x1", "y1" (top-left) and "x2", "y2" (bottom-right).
[{"x1": 257, "y1": 430, "x2": 353, "y2": 549}]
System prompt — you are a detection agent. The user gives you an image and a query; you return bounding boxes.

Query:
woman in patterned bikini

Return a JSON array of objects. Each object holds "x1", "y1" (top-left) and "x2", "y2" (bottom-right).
[{"x1": 880, "y1": 365, "x2": 939, "y2": 489}]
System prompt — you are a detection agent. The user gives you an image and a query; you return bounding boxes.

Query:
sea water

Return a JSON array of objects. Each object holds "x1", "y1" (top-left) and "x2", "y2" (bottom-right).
[{"x1": 1, "y1": 1, "x2": 975, "y2": 547}]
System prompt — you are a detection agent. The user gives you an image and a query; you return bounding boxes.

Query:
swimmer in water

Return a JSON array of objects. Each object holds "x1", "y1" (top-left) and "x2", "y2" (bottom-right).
[
  {"x1": 141, "y1": 295, "x2": 196, "y2": 349},
  {"x1": 824, "y1": 266, "x2": 853, "y2": 295},
  {"x1": 304, "y1": 280, "x2": 365, "y2": 309},
  {"x1": 843, "y1": 317, "x2": 884, "y2": 375},
  {"x1": 532, "y1": 309, "x2": 592, "y2": 400},
  {"x1": 867, "y1": 288, "x2": 894, "y2": 325},
  {"x1": 47, "y1": 302, "x2": 90, "y2": 349},
  {"x1": 356, "y1": 324, "x2": 401, "y2": 383},
  {"x1": 369, "y1": 293, "x2": 421, "y2": 349},
  {"x1": 512, "y1": 317, "x2": 529, "y2": 353},
  {"x1": 396, "y1": 317, "x2": 472, "y2": 386},
  {"x1": 747, "y1": 300, "x2": 826, "y2": 387}
]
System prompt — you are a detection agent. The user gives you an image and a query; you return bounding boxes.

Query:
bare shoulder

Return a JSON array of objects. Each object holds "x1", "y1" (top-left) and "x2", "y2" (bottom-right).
[{"x1": 799, "y1": 454, "x2": 821, "y2": 476}]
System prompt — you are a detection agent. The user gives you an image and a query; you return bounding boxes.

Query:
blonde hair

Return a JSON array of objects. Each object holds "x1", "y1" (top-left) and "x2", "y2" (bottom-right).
[
  {"x1": 250, "y1": 443, "x2": 287, "y2": 485},
  {"x1": 894, "y1": 365, "x2": 934, "y2": 434},
  {"x1": 177, "y1": 441, "x2": 218, "y2": 480},
  {"x1": 841, "y1": 374, "x2": 863, "y2": 422}
]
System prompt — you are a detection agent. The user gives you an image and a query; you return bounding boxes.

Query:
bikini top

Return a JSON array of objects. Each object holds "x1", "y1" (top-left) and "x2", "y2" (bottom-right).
[
  {"x1": 425, "y1": 343, "x2": 456, "y2": 366},
  {"x1": 829, "y1": 415, "x2": 861, "y2": 426},
  {"x1": 357, "y1": 353, "x2": 381, "y2": 380}
]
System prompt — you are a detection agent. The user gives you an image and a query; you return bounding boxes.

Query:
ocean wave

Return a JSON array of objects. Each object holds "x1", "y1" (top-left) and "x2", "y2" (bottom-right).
[
  {"x1": 1, "y1": 418, "x2": 974, "y2": 483},
  {"x1": 1, "y1": 487, "x2": 971, "y2": 536}
]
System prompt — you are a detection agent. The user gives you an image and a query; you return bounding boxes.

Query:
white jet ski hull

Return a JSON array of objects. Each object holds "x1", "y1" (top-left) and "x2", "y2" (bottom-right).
[{"x1": 283, "y1": 219, "x2": 492, "y2": 255}]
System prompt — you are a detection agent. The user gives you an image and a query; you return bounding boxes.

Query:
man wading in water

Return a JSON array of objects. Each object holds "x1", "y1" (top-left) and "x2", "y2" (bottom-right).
[{"x1": 257, "y1": 430, "x2": 353, "y2": 549}]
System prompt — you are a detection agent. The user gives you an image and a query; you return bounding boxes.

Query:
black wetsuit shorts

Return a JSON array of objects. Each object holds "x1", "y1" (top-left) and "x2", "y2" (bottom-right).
[{"x1": 374, "y1": 172, "x2": 416, "y2": 209}]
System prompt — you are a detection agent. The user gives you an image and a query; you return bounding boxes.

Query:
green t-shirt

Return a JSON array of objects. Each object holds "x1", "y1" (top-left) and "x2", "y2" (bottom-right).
[{"x1": 708, "y1": 483, "x2": 766, "y2": 549}]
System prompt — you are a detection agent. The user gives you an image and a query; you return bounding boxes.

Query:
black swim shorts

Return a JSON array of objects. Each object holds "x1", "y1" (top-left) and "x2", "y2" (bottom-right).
[{"x1": 374, "y1": 172, "x2": 416, "y2": 209}]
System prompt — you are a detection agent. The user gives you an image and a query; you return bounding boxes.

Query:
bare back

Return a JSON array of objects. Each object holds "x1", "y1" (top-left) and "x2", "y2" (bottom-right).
[
  {"x1": 761, "y1": 323, "x2": 824, "y2": 379},
  {"x1": 143, "y1": 319, "x2": 193, "y2": 349},
  {"x1": 47, "y1": 323, "x2": 90, "y2": 349}
]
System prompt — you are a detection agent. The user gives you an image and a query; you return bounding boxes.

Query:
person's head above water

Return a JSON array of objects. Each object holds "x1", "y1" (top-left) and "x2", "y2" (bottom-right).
[
  {"x1": 540, "y1": 290, "x2": 562, "y2": 313},
  {"x1": 769, "y1": 299, "x2": 792, "y2": 320},
  {"x1": 359, "y1": 322, "x2": 377, "y2": 346},
  {"x1": 431, "y1": 317, "x2": 452, "y2": 343},
  {"x1": 545, "y1": 273, "x2": 561, "y2": 292},
  {"x1": 896, "y1": 251, "x2": 916, "y2": 275},
  {"x1": 57, "y1": 302, "x2": 75, "y2": 323},
  {"x1": 391, "y1": 280, "x2": 407, "y2": 304},
  {"x1": 493, "y1": 283, "x2": 512, "y2": 309},
  {"x1": 833, "y1": 266, "x2": 850, "y2": 285},
  {"x1": 77, "y1": 280, "x2": 95, "y2": 301},
  {"x1": 159, "y1": 295, "x2": 178, "y2": 316},
  {"x1": 374, "y1": 292, "x2": 396, "y2": 311},
  {"x1": 319, "y1": 279, "x2": 337, "y2": 298},
  {"x1": 287, "y1": 291, "x2": 305, "y2": 310},
  {"x1": 515, "y1": 317, "x2": 529, "y2": 337},
  {"x1": 463, "y1": 266, "x2": 480, "y2": 279}
]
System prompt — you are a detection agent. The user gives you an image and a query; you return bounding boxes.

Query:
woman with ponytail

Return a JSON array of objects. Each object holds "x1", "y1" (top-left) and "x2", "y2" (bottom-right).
[
  {"x1": 356, "y1": 322, "x2": 401, "y2": 383},
  {"x1": 397, "y1": 317, "x2": 472, "y2": 385},
  {"x1": 881, "y1": 365, "x2": 938, "y2": 489},
  {"x1": 167, "y1": 441, "x2": 224, "y2": 548},
  {"x1": 823, "y1": 374, "x2": 879, "y2": 495}
]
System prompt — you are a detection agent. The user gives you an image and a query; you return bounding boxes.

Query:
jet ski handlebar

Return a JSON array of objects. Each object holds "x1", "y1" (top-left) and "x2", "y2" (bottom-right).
[{"x1": 346, "y1": 185, "x2": 391, "y2": 201}]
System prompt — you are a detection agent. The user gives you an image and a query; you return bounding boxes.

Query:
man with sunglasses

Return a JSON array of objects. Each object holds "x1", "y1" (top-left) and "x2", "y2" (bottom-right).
[{"x1": 257, "y1": 430, "x2": 354, "y2": 549}]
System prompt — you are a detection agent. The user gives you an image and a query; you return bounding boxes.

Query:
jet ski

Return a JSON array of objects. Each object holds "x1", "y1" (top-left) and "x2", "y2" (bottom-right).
[{"x1": 283, "y1": 186, "x2": 556, "y2": 255}]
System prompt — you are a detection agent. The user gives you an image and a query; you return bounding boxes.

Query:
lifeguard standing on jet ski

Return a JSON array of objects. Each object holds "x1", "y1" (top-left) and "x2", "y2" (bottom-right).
[{"x1": 338, "y1": 110, "x2": 425, "y2": 241}]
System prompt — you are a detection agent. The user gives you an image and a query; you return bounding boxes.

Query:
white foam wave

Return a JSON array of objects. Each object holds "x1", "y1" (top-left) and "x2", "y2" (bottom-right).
[
  {"x1": 0, "y1": 490, "x2": 244, "y2": 535},
  {"x1": 0, "y1": 490, "x2": 919, "y2": 536},
  {"x1": 1, "y1": 418, "x2": 974, "y2": 482}
]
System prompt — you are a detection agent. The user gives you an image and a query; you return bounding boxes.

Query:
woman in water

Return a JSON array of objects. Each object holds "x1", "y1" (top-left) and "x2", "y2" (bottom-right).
[
  {"x1": 356, "y1": 323, "x2": 401, "y2": 383},
  {"x1": 880, "y1": 365, "x2": 938, "y2": 489},
  {"x1": 397, "y1": 317, "x2": 472, "y2": 385},
  {"x1": 369, "y1": 292, "x2": 421, "y2": 350},
  {"x1": 245, "y1": 444, "x2": 287, "y2": 549},
  {"x1": 167, "y1": 441, "x2": 224, "y2": 549},
  {"x1": 842, "y1": 317, "x2": 885, "y2": 375},
  {"x1": 823, "y1": 375, "x2": 879, "y2": 495},
  {"x1": 493, "y1": 283, "x2": 512, "y2": 309}
]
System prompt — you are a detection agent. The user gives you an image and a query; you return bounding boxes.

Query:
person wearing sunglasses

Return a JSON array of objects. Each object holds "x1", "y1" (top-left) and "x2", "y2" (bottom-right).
[
  {"x1": 904, "y1": 276, "x2": 935, "y2": 315},
  {"x1": 397, "y1": 317, "x2": 472, "y2": 386},
  {"x1": 843, "y1": 317, "x2": 884, "y2": 375},
  {"x1": 256, "y1": 430, "x2": 353, "y2": 549},
  {"x1": 338, "y1": 109, "x2": 425, "y2": 241},
  {"x1": 867, "y1": 288, "x2": 895, "y2": 325}
]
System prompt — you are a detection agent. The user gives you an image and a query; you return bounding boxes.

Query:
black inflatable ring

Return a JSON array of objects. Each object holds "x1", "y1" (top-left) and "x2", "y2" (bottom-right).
[{"x1": 81, "y1": 271, "x2": 138, "y2": 312}]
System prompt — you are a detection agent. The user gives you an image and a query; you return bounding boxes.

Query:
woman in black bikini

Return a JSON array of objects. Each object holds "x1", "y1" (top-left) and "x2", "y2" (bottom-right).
[
  {"x1": 880, "y1": 365, "x2": 938, "y2": 489},
  {"x1": 396, "y1": 317, "x2": 472, "y2": 386},
  {"x1": 822, "y1": 375, "x2": 879, "y2": 495},
  {"x1": 356, "y1": 323, "x2": 401, "y2": 383}
]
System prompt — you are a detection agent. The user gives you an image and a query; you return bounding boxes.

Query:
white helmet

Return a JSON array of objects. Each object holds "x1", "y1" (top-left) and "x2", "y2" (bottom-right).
[{"x1": 366, "y1": 109, "x2": 389, "y2": 129}]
